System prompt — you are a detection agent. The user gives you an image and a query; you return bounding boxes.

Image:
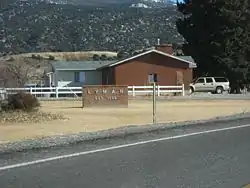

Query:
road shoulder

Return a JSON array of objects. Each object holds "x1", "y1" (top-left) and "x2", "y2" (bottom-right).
[{"x1": 0, "y1": 112, "x2": 250, "y2": 155}]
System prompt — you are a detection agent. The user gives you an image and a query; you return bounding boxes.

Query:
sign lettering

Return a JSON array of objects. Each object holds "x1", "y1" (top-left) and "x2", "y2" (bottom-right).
[
  {"x1": 108, "y1": 96, "x2": 117, "y2": 100},
  {"x1": 95, "y1": 96, "x2": 104, "y2": 100},
  {"x1": 82, "y1": 85, "x2": 128, "y2": 107}
]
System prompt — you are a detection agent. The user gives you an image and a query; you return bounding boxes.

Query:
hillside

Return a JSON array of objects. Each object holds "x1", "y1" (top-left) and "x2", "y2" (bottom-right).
[
  {"x1": 32, "y1": 0, "x2": 176, "y2": 7},
  {"x1": 0, "y1": 1, "x2": 183, "y2": 56},
  {"x1": 5, "y1": 51, "x2": 118, "y2": 61}
]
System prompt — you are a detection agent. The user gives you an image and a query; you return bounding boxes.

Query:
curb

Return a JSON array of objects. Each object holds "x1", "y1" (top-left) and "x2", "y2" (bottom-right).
[{"x1": 0, "y1": 112, "x2": 250, "y2": 154}]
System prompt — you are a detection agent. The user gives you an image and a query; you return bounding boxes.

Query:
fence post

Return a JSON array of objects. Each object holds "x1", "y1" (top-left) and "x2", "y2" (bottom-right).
[
  {"x1": 182, "y1": 84, "x2": 185, "y2": 96},
  {"x1": 56, "y1": 87, "x2": 59, "y2": 98},
  {"x1": 157, "y1": 85, "x2": 160, "y2": 96},
  {"x1": 132, "y1": 86, "x2": 135, "y2": 96},
  {"x1": 30, "y1": 87, "x2": 32, "y2": 95}
]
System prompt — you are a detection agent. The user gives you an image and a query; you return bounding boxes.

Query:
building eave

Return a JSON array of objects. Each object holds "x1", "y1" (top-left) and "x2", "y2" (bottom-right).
[
  {"x1": 54, "y1": 68, "x2": 97, "y2": 71},
  {"x1": 107, "y1": 49, "x2": 196, "y2": 68}
]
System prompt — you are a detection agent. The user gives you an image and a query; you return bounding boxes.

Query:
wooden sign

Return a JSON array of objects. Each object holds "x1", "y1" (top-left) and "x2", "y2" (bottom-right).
[{"x1": 82, "y1": 85, "x2": 128, "y2": 107}]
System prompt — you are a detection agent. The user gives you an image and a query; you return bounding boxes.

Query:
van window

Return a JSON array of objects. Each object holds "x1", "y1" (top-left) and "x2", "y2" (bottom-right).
[
  {"x1": 214, "y1": 77, "x2": 228, "y2": 82},
  {"x1": 196, "y1": 78, "x2": 205, "y2": 83},
  {"x1": 206, "y1": 78, "x2": 213, "y2": 83}
]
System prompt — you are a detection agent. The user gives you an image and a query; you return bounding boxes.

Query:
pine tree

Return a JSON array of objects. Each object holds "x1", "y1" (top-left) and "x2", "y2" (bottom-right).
[{"x1": 176, "y1": 0, "x2": 250, "y2": 92}]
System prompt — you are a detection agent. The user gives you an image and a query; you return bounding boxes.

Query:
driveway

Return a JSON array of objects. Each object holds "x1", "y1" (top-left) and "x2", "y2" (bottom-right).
[{"x1": 0, "y1": 119, "x2": 250, "y2": 188}]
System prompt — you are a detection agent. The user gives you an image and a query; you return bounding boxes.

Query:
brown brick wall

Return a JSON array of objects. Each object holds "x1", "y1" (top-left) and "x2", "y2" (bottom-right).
[{"x1": 112, "y1": 52, "x2": 193, "y2": 89}]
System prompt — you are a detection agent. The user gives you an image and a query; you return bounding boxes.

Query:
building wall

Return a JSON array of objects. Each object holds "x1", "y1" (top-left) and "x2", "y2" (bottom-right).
[
  {"x1": 111, "y1": 52, "x2": 193, "y2": 89},
  {"x1": 102, "y1": 67, "x2": 115, "y2": 85},
  {"x1": 55, "y1": 70, "x2": 102, "y2": 87}
]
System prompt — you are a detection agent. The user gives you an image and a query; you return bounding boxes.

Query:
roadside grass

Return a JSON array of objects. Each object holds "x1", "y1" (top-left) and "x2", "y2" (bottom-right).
[{"x1": 0, "y1": 99, "x2": 250, "y2": 143}]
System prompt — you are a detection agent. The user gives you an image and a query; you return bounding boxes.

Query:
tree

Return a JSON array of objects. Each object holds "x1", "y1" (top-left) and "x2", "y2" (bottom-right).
[
  {"x1": 176, "y1": 0, "x2": 250, "y2": 92},
  {"x1": 117, "y1": 51, "x2": 127, "y2": 59},
  {"x1": 48, "y1": 55, "x2": 55, "y2": 60},
  {"x1": 216, "y1": 0, "x2": 250, "y2": 92},
  {"x1": 0, "y1": 57, "x2": 51, "y2": 88},
  {"x1": 92, "y1": 54, "x2": 100, "y2": 61},
  {"x1": 100, "y1": 54, "x2": 107, "y2": 60}
]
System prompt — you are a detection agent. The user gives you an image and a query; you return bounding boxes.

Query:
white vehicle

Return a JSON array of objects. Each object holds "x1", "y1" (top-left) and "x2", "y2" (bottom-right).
[{"x1": 189, "y1": 77, "x2": 230, "y2": 94}]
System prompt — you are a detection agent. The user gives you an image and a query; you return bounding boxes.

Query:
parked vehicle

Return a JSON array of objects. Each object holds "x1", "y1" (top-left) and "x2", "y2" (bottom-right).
[{"x1": 189, "y1": 77, "x2": 230, "y2": 94}]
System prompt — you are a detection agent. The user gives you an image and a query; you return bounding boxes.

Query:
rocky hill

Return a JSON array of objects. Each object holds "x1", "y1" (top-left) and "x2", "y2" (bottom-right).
[
  {"x1": 33, "y1": 0, "x2": 176, "y2": 7},
  {"x1": 0, "y1": 0, "x2": 183, "y2": 56}
]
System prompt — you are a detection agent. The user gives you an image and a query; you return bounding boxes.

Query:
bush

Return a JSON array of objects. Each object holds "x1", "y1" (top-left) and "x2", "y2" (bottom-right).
[
  {"x1": 92, "y1": 54, "x2": 100, "y2": 60},
  {"x1": 31, "y1": 54, "x2": 42, "y2": 60},
  {"x1": 48, "y1": 55, "x2": 55, "y2": 60},
  {"x1": 7, "y1": 92, "x2": 40, "y2": 111},
  {"x1": 100, "y1": 54, "x2": 107, "y2": 60}
]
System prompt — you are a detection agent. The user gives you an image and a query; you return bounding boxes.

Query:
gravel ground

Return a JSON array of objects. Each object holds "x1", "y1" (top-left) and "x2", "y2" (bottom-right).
[{"x1": 0, "y1": 112, "x2": 250, "y2": 155}]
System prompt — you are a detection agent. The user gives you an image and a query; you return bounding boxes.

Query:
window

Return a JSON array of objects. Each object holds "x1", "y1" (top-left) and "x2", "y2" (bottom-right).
[
  {"x1": 75, "y1": 72, "x2": 85, "y2": 83},
  {"x1": 214, "y1": 77, "x2": 228, "y2": 82},
  {"x1": 79, "y1": 72, "x2": 85, "y2": 83},
  {"x1": 74, "y1": 72, "x2": 80, "y2": 83},
  {"x1": 206, "y1": 78, "x2": 213, "y2": 83},
  {"x1": 196, "y1": 78, "x2": 205, "y2": 83},
  {"x1": 148, "y1": 73, "x2": 158, "y2": 83}
]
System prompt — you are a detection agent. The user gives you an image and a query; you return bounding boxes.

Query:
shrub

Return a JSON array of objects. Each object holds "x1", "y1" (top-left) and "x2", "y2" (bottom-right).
[
  {"x1": 48, "y1": 55, "x2": 55, "y2": 60},
  {"x1": 31, "y1": 54, "x2": 42, "y2": 60},
  {"x1": 100, "y1": 54, "x2": 107, "y2": 60},
  {"x1": 7, "y1": 92, "x2": 40, "y2": 111},
  {"x1": 92, "y1": 54, "x2": 100, "y2": 60}
]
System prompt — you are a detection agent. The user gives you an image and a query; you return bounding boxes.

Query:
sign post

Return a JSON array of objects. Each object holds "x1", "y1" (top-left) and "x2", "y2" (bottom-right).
[
  {"x1": 148, "y1": 73, "x2": 158, "y2": 124},
  {"x1": 152, "y1": 82, "x2": 156, "y2": 124}
]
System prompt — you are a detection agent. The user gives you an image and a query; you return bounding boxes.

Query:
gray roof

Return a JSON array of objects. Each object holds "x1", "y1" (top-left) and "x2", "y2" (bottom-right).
[
  {"x1": 178, "y1": 56, "x2": 196, "y2": 68},
  {"x1": 51, "y1": 60, "x2": 116, "y2": 71},
  {"x1": 178, "y1": 56, "x2": 195, "y2": 63}
]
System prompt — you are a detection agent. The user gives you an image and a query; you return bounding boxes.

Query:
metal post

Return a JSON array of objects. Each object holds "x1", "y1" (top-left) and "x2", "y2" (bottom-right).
[{"x1": 152, "y1": 82, "x2": 156, "y2": 124}]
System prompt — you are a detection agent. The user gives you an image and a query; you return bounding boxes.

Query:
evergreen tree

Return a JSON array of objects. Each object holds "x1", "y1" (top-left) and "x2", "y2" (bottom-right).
[{"x1": 176, "y1": 0, "x2": 250, "y2": 92}]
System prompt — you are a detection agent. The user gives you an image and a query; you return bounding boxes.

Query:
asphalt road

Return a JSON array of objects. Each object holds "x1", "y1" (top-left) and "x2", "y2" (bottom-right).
[{"x1": 0, "y1": 119, "x2": 250, "y2": 188}]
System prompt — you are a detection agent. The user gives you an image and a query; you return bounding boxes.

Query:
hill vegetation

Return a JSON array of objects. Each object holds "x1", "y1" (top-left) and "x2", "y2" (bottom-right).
[{"x1": 0, "y1": 1, "x2": 182, "y2": 56}]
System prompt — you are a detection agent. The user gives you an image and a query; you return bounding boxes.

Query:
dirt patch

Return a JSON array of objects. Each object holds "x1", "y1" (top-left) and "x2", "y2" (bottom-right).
[{"x1": 0, "y1": 100, "x2": 250, "y2": 143}]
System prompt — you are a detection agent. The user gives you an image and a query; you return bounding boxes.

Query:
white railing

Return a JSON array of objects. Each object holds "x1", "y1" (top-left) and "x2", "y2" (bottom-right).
[
  {"x1": 128, "y1": 85, "x2": 185, "y2": 96},
  {"x1": 0, "y1": 89, "x2": 7, "y2": 100},
  {"x1": 5, "y1": 87, "x2": 82, "y2": 98},
  {"x1": 3, "y1": 84, "x2": 185, "y2": 98}
]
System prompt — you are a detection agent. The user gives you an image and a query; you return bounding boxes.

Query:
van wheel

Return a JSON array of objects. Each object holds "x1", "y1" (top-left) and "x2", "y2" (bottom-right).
[{"x1": 216, "y1": 86, "x2": 223, "y2": 94}]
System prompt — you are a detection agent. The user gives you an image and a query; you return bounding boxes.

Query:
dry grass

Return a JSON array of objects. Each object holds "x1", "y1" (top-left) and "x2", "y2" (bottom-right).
[
  {"x1": 0, "y1": 100, "x2": 250, "y2": 143},
  {"x1": 0, "y1": 110, "x2": 65, "y2": 124},
  {"x1": 5, "y1": 51, "x2": 118, "y2": 61}
]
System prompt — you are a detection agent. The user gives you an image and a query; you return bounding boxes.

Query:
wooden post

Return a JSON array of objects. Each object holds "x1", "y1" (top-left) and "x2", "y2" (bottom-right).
[{"x1": 152, "y1": 82, "x2": 156, "y2": 124}]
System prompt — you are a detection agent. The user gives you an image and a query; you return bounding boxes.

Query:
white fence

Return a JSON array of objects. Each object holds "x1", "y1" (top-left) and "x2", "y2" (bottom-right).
[
  {"x1": 0, "y1": 89, "x2": 7, "y2": 100},
  {"x1": 2, "y1": 84, "x2": 185, "y2": 98},
  {"x1": 129, "y1": 85, "x2": 185, "y2": 96}
]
